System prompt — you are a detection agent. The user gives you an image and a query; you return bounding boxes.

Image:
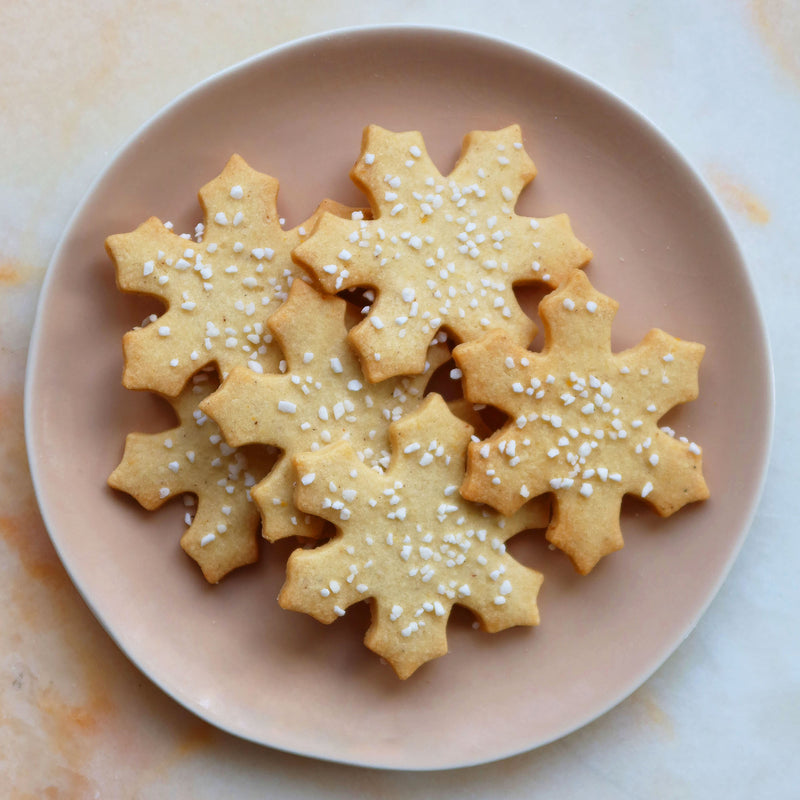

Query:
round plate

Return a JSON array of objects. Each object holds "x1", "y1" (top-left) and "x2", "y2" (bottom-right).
[{"x1": 25, "y1": 26, "x2": 772, "y2": 769}]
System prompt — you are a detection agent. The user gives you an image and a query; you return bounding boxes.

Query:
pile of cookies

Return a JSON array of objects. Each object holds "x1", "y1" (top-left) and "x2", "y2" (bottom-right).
[{"x1": 108, "y1": 124, "x2": 708, "y2": 678}]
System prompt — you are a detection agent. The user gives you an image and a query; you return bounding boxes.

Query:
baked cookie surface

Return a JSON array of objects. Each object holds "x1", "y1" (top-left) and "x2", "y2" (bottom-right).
[
  {"x1": 280, "y1": 393, "x2": 548, "y2": 678},
  {"x1": 455, "y1": 271, "x2": 709, "y2": 574},
  {"x1": 200, "y1": 279, "x2": 449, "y2": 542},
  {"x1": 294, "y1": 124, "x2": 592, "y2": 381},
  {"x1": 108, "y1": 369, "x2": 276, "y2": 583},
  {"x1": 107, "y1": 154, "x2": 355, "y2": 395}
]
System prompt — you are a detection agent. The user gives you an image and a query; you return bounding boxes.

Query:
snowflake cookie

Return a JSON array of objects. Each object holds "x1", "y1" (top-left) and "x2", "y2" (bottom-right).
[
  {"x1": 454, "y1": 271, "x2": 709, "y2": 575},
  {"x1": 107, "y1": 153, "x2": 359, "y2": 396},
  {"x1": 200, "y1": 279, "x2": 449, "y2": 543},
  {"x1": 293, "y1": 124, "x2": 592, "y2": 382},
  {"x1": 279, "y1": 393, "x2": 547, "y2": 679},
  {"x1": 108, "y1": 369, "x2": 276, "y2": 583}
]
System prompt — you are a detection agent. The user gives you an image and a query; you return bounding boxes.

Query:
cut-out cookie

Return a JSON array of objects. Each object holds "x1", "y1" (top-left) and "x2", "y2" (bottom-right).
[
  {"x1": 200, "y1": 279, "x2": 449, "y2": 542},
  {"x1": 107, "y1": 153, "x2": 360, "y2": 396},
  {"x1": 455, "y1": 271, "x2": 709, "y2": 575},
  {"x1": 108, "y1": 370, "x2": 277, "y2": 583},
  {"x1": 293, "y1": 124, "x2": 592, "y2": 382},
  {"x1": 279, "y1": 393, "x2": 547, "y2": 679}
]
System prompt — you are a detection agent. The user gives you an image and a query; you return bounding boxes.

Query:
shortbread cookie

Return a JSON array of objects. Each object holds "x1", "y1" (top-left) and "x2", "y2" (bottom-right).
[
  {"x1": 279, "y1": 393, "x2": 548, "y2": 679},
  {"x1": 293, "y1": 124, "x2": 592, "y2": 382},
  {"x1": 455, "y1": 271, "x2": 709, "y2": 575},
  {"x1": 107, "y1": 153, "x2": 360, "y2": 396},
  {"x1": 108, "y1": 369, "x2": 277, "y2": 583},
  {"x1": 200, "y1": 279, "x2": 449, "y2": 542}
]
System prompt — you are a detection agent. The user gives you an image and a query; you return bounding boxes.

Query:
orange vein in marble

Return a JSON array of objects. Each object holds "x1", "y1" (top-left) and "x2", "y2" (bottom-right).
[
  {"x1": 0, "y1": 258, "x2": 34, "y2": 286},
  {"x1": 707, "y1": 168, "x2": 771, "y2": 225},
  {"x1": 752, "y1": 0, "x2": 800, "y2": 89}
]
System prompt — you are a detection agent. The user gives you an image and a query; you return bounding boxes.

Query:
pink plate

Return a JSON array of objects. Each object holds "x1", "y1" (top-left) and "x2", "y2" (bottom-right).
[{"x1": 25, "y1": 26, "x2": 772, "y2": 769}]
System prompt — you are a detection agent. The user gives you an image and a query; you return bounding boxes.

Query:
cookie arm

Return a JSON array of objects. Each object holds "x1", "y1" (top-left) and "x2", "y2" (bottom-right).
[
  {"x1": 461, "y1": 431, "x2": 553, "y2": 516},
  {"x1": 363, "y1": 599, "x2": 450, "y2": 680},
  {"x1": 251, "y1": 453, "x2": 326, "y2": 542},
  {"x1": 108, "y1": 431, "x2": 187, "y2": 509},
  {"x1": 266, "y1": 279, "x2": 349, "y2": 368},
  {"x1": 122, "y1": 323, "x2": 200, "y2": 396},
  {"x1": 616, "y1": 330, "x2": 705, "y2": 412},
  {"x1": 449, "y1": 125, "x2": 536, "y2": 201},
  {"x1": 198, "y1": 154, "x2": 281, "y2": 238},
  {"x1": 200, "y1": 367, "x2": 294, "y2": 449},
  {"x1": 280, "y1": 442, "x2": 384, "y2": 617},
  {"x1": 505, "y1": 213, "x2": 593, "y2": 289},
  {"x1": 106, "y1": 217, "x2": 183, "y2": 295},
  {"x1": 292, "y1": 212, "x2": 377, "y2": 294},
  {"x1": 641, "y1": 432, "x2": 709, "y2": 516},
  {"x1": 350, "y1": 125, "x2": 443, "y2": 202},
  {"x1": 463, "y1": 559, "x2": 543, "y2": 632},
  {"x1": 453, "y1": 330, "x2": 537, "y2": 411},
  {"x1": 547, "y1": 487, "x2": 626, "y2": 575},
  {"x1": 179, "y1": 486, "x2": 260, "y2": 583},
  {"x1": 349, "y1": 299, "x2": 438, "y2": 382},
  {"x1": 280, "y1": 540, "x2": 368, "y2": 624}
]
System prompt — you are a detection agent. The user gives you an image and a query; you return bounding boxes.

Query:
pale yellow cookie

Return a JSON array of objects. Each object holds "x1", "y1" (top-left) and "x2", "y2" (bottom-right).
[
  {"x1": 200, "y1": 279, "x2": 449, "y2": 542},
  {"x1": 279, "y1": 393, "x2": 548, "y2": 679},
  {"x1": 107, "y1": 153, "x2": 360, "y2": 396},
  {"x1": 293, "y1": 124, "x2": 592, "y2": 382},
  {"x1": 108, "y1": 369, "x2": 277, "y2": 583},
  {"x1": 455, "y1": 270, "x2": 709, "y2": 575}
]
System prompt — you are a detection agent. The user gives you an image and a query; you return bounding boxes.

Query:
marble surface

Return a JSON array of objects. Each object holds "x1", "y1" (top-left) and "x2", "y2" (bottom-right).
[{"x1": 2, "y1": 1, "x2": 798, "y2": 796}]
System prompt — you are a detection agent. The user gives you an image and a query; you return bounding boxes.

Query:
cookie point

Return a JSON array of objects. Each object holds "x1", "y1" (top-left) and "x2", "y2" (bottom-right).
[{"x1": 542, "y1": 269, "x2": 617, "y2": 322}]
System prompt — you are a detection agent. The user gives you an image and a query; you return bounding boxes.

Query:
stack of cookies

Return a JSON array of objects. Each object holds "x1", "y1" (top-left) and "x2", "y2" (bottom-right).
[{"x1": 107, "y1": 125, "x2": 708, "y2": 678}]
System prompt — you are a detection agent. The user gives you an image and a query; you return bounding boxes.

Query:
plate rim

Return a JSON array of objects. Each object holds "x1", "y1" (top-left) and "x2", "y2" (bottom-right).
[{"x1": 23, "y1": 24, "x2": 775, "y2": 770}]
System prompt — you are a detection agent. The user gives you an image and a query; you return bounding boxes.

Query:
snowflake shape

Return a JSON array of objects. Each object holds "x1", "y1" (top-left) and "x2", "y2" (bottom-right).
[
  {"x1": 279, "y1": 393, "x2": 547, "y2": 679},
  {"x1": 454, "y1": 271, "x2": 709, "y2": 574},
  {"x1": 200, "y1": 279, "x2": 449, "y2": 543},
  {"x1": 107, "y1": 153, "x2": 358, "y2": 396},
  {"x1": 108, "y1": 369, "x2": 276, "y2": 583},
  {"x1": 293, "y1": 124, "x2": 592, "y2": 382}
]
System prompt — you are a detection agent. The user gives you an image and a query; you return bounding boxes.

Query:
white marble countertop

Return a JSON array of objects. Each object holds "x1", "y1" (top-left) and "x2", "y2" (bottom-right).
[{"x1": 2, "y1": 1, "x2": 798, "y2": 796}]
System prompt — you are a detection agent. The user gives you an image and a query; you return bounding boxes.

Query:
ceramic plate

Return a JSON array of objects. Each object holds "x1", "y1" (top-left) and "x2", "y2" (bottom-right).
[{"x1": 25, "y1": 27, "x2": 772, "y2": 769}]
